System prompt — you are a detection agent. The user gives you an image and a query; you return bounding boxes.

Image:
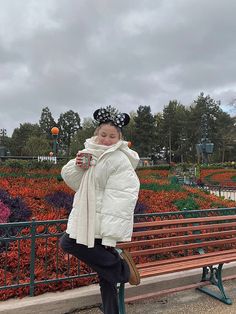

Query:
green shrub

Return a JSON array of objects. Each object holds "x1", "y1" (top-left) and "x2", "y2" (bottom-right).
[
  {"x1": 27, "y1": 160, "x2": 55, "y2": 170},
  {"x1": 4, "y1": 159, "x2": 28, "y2": 170},
  {"x1": 138, "y1": 164, "x2": 171, "y2": 170},
  {"x1": 174, "y1": 197, "x2": 199, "y2": 211},
  {"x1": 231, "y1": 176, "x2": 236, "y2": 182},
  {"x1": 200, "y1": 162, "x2": 236, "y2": 169},
  {"x1": 140, "y1": 182, "x2": 184, "y2": 192}
]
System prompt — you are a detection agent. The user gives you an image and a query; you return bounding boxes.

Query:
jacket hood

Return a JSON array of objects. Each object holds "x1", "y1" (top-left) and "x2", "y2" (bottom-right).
[
  {"x1": 119, "y1": 141, "x2": 140, "y2": 169},
  {"x1": 84, "y1": 137, "x2": 140, "y2": 169}
]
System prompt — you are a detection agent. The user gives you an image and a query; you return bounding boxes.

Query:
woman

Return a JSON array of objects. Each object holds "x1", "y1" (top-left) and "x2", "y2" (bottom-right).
[{"x1": 60, "y1": 108, "x2": 140, "y2": 314}]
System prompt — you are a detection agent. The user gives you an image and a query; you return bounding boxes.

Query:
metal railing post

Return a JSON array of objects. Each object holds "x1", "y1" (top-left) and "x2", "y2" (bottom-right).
[{"x1": 29, "y1": 218, "x2": 36, "y2": 296}]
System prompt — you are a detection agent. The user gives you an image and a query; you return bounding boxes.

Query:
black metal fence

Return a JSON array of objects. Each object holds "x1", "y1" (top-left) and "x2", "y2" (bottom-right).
[
  {"x1": 0, "y1": 219, "x2": 96, "y2": 298},
  {"x1": 1, "y1": 208, "x2": 236, "y2": 299}
]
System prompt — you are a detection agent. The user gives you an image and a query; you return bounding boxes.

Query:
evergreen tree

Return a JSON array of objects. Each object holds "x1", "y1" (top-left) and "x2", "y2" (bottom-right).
[
  {"x1": 161, "y1": 100, "x2": 188, "y2": 162},
  {"x1": 58, "y1": 110, "x2": 81, "y2": 156},
  {"x1": 122, "y1": 111, "x2": 136, "y2": 143},
  {"x1": 215, "y1": 113, "x2": 236, "y2": 162},
  {"x1": 39, "y1": 107, "x2": 56, "y2": 139},
  {"x1": 189, "y1": 93, "x2": 224, "y2": 162},
  {"x1": 133, "y1": 105, "x2": 156, "y2": 157},
  {"x1": 70, "y1": 118, "x2": 96, "y2": 155},
  {"x1": 152, "y1": 112, "x2": 165, "y2": 162}
]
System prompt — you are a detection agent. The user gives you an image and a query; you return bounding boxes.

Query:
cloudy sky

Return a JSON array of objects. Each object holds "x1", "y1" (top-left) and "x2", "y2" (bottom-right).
[{"x1": 1, "y1": 0, "x2": 236, "y2": 135}]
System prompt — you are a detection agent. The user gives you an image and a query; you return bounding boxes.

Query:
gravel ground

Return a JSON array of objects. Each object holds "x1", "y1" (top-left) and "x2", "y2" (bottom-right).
[{"x1": 68, "y1": 279, "x2": 236, "y2": 314}]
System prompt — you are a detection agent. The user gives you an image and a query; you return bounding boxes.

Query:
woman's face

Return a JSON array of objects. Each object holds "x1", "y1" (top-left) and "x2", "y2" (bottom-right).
[{"x1": 96, "y1": 124, "x2": 120, "y2": 146}]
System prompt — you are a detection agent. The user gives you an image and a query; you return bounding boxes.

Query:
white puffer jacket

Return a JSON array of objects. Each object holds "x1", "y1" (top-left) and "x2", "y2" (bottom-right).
[{"x1": 61, "y1": 138, "x2": 140, "y2": 247}]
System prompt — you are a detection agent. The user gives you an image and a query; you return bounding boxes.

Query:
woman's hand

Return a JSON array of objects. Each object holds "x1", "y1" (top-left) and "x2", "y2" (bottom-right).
[{"x1": 75, "y1": 152, "x2": 83, "y2": 166}]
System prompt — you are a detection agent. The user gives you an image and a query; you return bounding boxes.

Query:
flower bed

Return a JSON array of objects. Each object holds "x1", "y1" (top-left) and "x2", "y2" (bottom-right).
[
  {"x1": 0, "y1": 167, "x2": 235, "y2": 300},
  {"x1": 200, "y1": 169, "x2": 236, "y2": 186}
]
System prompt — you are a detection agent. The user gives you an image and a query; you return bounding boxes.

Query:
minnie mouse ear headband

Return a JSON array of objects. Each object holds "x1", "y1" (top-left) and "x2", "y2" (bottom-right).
[{"x1": 93, "y1": 108, "x2": 130, "y2": 129}]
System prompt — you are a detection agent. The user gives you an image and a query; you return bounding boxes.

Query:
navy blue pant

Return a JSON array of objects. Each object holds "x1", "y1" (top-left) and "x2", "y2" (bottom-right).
[{"x1": 60, "y1": 233, "x2": 130, "y2": 314}]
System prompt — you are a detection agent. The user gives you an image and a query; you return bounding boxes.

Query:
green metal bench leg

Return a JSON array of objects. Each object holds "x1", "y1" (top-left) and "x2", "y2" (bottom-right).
[
  {"x1": 197, "y1": 264, "x2": 232, "y2": 305},
  {"x1": 118, "y1": 283, "x2": 126, "y2": 314}
]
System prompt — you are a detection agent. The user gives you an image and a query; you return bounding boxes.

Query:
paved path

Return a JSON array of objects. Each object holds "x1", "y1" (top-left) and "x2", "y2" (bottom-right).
[{"x1": 71, "y1": 279, "x2": 236, "y2": 314}]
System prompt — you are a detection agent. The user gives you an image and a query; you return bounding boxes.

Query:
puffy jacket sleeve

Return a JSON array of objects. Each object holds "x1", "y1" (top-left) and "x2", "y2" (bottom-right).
[
  {"x1": 100, "y1": 152, "x2": 140, "y2": 247},
  {"x1": 61, "y1": 159, "x2": 85, "y2": 192}
]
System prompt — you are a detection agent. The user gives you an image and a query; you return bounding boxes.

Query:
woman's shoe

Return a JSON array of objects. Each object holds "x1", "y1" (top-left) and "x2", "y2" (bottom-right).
[{"x1": 120, "y1": 249, "x2": 140, "y2": 286}]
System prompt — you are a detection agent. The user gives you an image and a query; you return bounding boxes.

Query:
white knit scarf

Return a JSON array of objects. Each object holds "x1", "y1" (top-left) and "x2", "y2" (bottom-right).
[{"x1": 68, "y1": 137, "x2": 123, "y2": 248}]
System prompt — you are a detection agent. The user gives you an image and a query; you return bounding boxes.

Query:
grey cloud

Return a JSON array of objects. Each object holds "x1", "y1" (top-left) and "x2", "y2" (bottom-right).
[{"x1": 0, "y1": 0, "x2": 236, "y2": 135}]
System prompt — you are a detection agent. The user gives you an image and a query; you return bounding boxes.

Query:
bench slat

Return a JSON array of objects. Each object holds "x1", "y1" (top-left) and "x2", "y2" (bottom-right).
[
  {"x1": 132, "y1": 221, "x2": 236, "y2": 238},
  {"x1": 140, "y1": 252, "x2": 236, "y2": 278},
  {"x1": 118, "y1": 229, "x2": 236, "y2": 249},
  {"x1": 130, "y1": 237, "x2": 236, "y2": 257},
  {"x1": 136, "y1": 248, "x2": 236, "y2": 269},
  {"x1": 134, "y1": 215, "x2": 236, "y2": 229}
]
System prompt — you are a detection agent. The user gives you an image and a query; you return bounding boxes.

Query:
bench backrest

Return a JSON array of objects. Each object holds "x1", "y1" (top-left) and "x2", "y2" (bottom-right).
[{"x1": 118, "y1": 215, "x2": 236, "y2": 264}]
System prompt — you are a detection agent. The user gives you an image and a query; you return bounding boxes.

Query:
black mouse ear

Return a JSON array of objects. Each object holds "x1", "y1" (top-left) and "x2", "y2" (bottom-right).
[
  {"x1": 93, "y1": 109, "x2": 100, "y2": 121},
  {"x1": 93, "y1": 108, "x2": 111, "y2": 123},
  {"x1": 113, "y1": 113, "x2": 130, "y2": 128},
  {"x1": 123, "y1": 113, "x2": 130, "y2": 126}
]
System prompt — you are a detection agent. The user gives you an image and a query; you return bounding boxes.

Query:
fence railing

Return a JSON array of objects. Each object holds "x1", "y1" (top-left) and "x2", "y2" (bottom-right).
[
  {"x1": 203, "y1": 184, "x2": 236, "y2": 201},
  {"x1": 0, "y1": 218, "x2": 97, "y2": 298},
  {"x1": 1, "y1": 208, "x2": 236, "y2": 298},
  {"x1": 0, "y1": 155, "x2": 70, "y2": 161},
  {"x1": 177, "y1": 177, "x2": 236, "y2": 202}
]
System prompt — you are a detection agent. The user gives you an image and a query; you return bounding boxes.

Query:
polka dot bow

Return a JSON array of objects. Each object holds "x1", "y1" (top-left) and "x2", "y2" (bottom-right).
[{"x1": 93, "y1": 108, "x2": 130, "y2": 128}]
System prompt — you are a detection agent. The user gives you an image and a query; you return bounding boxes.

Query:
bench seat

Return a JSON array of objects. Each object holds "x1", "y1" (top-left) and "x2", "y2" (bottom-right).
[{"x1": 117, "y1": 213, "x2": 236, "y2": 313}]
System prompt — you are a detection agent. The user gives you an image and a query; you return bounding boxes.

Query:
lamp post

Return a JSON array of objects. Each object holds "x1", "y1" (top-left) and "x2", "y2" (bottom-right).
[
  {"x1": 201, "y1": 114, "x2": 209, "y2": 163},
  {"x1": 169, "y1": 130, "x2": 172, "y2": 164},
  {"x1": 51, "y1": 127, "x2": 59, "y2": 157},
  {"x1": 180, "y1": 137, "x2": 186, "y2": 163},
  {"x1": 0, "y1": 128, "x2": 7, "y2": 145}
]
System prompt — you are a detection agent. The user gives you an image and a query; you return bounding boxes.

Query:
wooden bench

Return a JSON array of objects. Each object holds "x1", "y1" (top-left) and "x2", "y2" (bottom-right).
[{"x1": 117, "y1": 210, "x2": 236, "y2": 314}]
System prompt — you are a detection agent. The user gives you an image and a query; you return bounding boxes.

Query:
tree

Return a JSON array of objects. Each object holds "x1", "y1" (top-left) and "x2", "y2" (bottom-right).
[
  {"x1": 57, "y1": 110, "x2": 81, "y2": 156},
  {"x1": 189, "y1": 93, "x2": 227, "y2": 162},
  {"x1": 70, "y1": 117, "x2": 96, "y2": 155},
  {"x1": 22, "y1": 135, "x2": 51, "y2": 156},
  {"x1": 151, "y1": 112, "x2": 165, "y2": 162},
  {"x1": 132, "y1": 106, "x2": 156, "y2": 157},
  {"x1": 122, "y1": 111, "x2": 136, "y2": 143},
  {"x1": 39, "y1": 107, "x2": 56, "y2": 139},
  {"x1": 213, "y1": 112, "x2": 236, "y2": 162},
  {"x1": 161, "y1": 100, "x2": 188, "y2": 162},
  {"x1": 10, "y1": 123, "x2": 42, "y2": 156}
]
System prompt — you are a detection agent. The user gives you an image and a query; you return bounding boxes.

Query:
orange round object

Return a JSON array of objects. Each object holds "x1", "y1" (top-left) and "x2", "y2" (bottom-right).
[
  {"x1": 51, "y1": 127, "x2": 59, "y2": 135},
  {"x1": 127, "y1": 141, "x2": 132, "y2": 148}
]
